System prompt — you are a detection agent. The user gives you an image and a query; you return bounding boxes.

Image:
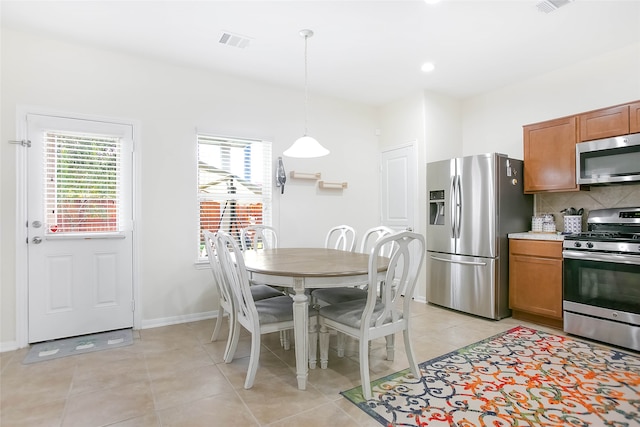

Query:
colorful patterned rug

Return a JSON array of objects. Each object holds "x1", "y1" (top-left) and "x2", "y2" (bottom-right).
[{"x1": 341, "y1": 326, "x2": 640, "y2": 426}]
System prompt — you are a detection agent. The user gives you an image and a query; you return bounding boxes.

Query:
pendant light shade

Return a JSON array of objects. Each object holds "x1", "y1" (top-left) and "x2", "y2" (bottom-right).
[
  {"x1": 284, "y1": 29, "x2": 329, "y2": 158},
  {"x1": 284, "y1": 135, "x2": 329, "y2": 158}
]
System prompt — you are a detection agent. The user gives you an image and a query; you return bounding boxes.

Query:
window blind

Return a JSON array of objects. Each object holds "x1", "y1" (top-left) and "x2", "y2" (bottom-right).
[
  {"x1": 197, "y1": 134, "x2": 272, "y2": 258},
  {"x1": 44, "y1": 131, "x2": 123, "y2": 234}
]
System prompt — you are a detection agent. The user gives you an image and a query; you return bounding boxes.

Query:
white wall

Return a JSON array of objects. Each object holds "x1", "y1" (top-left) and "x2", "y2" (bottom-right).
[
  {"x1": 0, "y1": 29, "x2": 381, "y2": 348},
  {"x1": 462, "y1": 42, "x2": 640, "y2": 159}
]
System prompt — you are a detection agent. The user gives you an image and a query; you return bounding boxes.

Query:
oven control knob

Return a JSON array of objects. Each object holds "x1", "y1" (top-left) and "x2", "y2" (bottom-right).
[
  {"x1": 573, "y1": 242, "x2": 582, "y2": 248},
  {"x1": 612, "y1": 312, "x2": 618, "y2": 318},
  {"x1": 586, "y1": 242, "x2": 594, "y2": 248}
]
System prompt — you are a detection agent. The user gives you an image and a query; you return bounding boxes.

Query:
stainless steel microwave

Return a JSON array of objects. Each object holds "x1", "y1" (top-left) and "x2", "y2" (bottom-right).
[{"x1": 576, "y1": 133, "x2": 640, "y2": 185}]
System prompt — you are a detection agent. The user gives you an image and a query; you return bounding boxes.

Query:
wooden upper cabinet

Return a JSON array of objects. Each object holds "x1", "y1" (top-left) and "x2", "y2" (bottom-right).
[
  {"x1": 523, "y1": 116, "x2": 578, "y2": 193},
  {"x1": 631, "y1": 101, "x2": 640, "y2": 133},
  {"x1": 579, "y1": 105, "x2": 629, "y2": 142}
]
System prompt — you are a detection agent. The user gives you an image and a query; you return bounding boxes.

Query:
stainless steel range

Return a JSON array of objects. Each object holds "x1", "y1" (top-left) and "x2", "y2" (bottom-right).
[{"x1": 563, "y1": 207, "x2": 640, "y2": 351}]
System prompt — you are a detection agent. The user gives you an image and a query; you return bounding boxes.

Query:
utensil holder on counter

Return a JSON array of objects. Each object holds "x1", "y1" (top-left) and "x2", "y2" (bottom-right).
[{"x1": 564, "y1": 215, "x2": 582, "y2": 234}]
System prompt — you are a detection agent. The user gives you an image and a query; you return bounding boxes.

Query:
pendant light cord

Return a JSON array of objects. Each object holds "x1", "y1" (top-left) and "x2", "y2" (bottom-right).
[{"x1": 303, "y1": 33, "x2": 309, "y2": 136}]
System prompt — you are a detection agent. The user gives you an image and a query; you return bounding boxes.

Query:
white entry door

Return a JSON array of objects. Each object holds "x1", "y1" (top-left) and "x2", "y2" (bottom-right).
[
  {"x1": 26, "y1": 113, "x2": 134, "y2": 343},
  {"x1": 381, "y1": 144, "x2": 416, "y2": 232}
]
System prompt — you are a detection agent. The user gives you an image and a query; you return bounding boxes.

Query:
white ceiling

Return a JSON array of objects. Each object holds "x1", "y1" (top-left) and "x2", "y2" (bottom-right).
[{"x1": 2, "y1": 0, "x2": 640, "y2": 106}]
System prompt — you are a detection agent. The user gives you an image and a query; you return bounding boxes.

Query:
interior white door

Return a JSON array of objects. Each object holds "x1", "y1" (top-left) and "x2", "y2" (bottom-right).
[
  {"x1": 381, "y1": 143, "x2": 418, "y2": 297},
  {"x1": 26, "y1": 113, "x2": 134, "y2": 343},
  {"x1": 381, "y1": 144, "x2": 416, "y2": 232}
]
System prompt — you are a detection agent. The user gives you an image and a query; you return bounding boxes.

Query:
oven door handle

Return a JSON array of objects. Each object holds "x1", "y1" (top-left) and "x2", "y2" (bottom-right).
[{"x1": 563, "y1": 250, "x2": 640, "y2": 265}]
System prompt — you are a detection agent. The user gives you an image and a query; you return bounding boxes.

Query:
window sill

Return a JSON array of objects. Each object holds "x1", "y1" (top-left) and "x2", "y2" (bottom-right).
[{"x1": 194, "y1": 261, "x2": 209, "y2": 270}]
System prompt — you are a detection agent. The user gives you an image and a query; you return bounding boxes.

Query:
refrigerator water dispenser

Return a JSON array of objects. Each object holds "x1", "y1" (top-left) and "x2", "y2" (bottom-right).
[{"x1": 429, "y1": 190, "x2": 445, "y2": 225}]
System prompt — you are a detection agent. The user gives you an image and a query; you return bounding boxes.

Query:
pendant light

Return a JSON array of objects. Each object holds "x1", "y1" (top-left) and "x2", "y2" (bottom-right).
[{"x1": 283, "y1": 29, "x2": 330, "y2": 158}]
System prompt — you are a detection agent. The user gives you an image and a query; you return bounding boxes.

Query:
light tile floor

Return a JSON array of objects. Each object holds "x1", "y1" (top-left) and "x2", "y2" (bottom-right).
[{"x1": 0, "y1": 301, "x2": 563, "y2": 426}]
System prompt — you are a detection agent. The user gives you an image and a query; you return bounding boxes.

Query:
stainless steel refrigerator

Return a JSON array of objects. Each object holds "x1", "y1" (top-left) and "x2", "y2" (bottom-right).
[{"x1": 426, "y1": 153, "x2": 533, "y2": 319}]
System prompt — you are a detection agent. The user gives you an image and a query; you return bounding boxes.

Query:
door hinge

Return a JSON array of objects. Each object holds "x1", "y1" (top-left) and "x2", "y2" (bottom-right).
[{"x1": 131, "y1": 300, "x2": 135, "y2": 312}]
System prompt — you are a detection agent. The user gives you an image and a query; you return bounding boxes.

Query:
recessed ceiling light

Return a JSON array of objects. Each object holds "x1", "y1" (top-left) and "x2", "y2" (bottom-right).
[{"x1": 421, "y1": 62, "x2": 435, "y2": 73}]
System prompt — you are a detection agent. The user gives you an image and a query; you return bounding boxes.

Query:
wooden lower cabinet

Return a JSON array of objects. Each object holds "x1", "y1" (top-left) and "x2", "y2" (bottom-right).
[{"x1": 509, "y1": 239, "x2": 563, "y2": 329}]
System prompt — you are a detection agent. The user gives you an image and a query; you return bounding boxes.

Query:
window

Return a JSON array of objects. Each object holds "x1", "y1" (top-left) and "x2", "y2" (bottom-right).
[
  {"x1": 197, "y1": 134, "x2": 272, "y2": 259},
  {"x1": 44, "y1": 131, "x2": 124, "y2": 234}
]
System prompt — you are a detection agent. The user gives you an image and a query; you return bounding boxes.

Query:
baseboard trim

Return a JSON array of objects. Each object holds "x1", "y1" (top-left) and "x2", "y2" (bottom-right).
[
  {"x1": 139, "y1": 310, "x2": 221, "y2": 330},
  {"x1": 0, "y1": 341, "x2": 20, "y2": 353}
]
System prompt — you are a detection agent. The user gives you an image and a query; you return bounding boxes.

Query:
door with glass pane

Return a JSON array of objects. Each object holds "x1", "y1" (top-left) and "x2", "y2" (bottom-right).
[{"x1": 26, "y1": 114, "x2": 134, "y2": 343}]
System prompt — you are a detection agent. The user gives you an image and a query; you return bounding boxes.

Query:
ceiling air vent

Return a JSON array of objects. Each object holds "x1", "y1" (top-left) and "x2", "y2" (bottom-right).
[
  {"x1": 219, "y1": 31, "x2": 251, "y2": 49},
  {"x1": 536, "y1": 0, "x2": 574, "y2": 13}
]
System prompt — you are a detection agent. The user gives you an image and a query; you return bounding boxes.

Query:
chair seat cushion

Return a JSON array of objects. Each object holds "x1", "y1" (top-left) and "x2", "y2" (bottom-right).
[
  {"x1": 312, "y1": 287, "x2": 367, "y2": 305},
  {"x1": 254, "y1": 295, "x2": 294, "y2": 324},
  {"x1": 318, "y1": 299, "x2": 402, "y2": 329},
  {"x1": 250, "y1": 284, "x2": 284, "y2": 301}
]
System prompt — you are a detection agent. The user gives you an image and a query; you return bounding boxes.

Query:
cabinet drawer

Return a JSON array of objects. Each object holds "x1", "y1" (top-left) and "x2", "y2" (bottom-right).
[{"x1": 509, "y1": 239, "x2": 562, "y2": 258}]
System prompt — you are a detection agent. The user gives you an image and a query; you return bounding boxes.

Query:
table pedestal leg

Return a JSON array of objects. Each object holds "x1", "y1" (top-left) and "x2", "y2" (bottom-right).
[{"x1": 292, "y1": 278, "x2": 308, "y2": 390}]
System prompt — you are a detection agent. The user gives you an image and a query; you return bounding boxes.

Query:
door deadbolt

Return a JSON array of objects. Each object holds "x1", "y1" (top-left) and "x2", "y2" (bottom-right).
[
  {"x1": 32, "y1": 220, "x2": 42, "y2": 228},
  {"x1": 32, "y1": 236, "x2": 43, "y2": 244}
]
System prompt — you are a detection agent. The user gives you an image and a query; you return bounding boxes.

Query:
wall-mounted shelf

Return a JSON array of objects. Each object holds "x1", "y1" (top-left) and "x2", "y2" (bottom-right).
[
  {"x1": 318, "y1": 180, "x2": 348, "y2": 190},
  {"x1": 289, "y1": 171, "x2": 347, "y2": 190},
  {"x1": 290, "y1": 171, "x2": 321, "y2": 180}
]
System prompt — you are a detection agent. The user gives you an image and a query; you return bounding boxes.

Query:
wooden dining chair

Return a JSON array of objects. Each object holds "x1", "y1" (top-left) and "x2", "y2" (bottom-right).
[
  {"x1": 314, "y1": 226, "x2": 395, "y2": 305},
  {"x1": 324, "y1": 224, "x2": 357, "y2": 251},
  {"x1": 318, "y1": 231, "x2": 425, "y2": 400},
  {"x1": 240, "y1": 224, "x2": 290, "y2": 350},
  {"x1": 215, "y1": 230, "x2": 319, "y2": 389},
  {"x1": 203, "y1": 231, "x2": 284, "y2": 358},
  {"x1": 313, "y1": 226, "x2": 396, "y2": 356},
  {"x1": 241, "y1": 224, "x2": 278, "y2": 251}
]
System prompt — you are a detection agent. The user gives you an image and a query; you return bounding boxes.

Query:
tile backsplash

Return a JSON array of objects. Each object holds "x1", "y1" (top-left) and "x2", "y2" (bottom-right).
[{"x1": 535, "y1": 183, "x2": 640, "y2": 232}]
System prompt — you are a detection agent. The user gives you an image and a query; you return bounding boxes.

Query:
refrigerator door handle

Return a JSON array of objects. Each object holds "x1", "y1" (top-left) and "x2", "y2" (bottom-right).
[
  {"x1": 450, "y1": 175, "x2": 457, "y2": 238},
  {"x1": 455, "y1": 174, "x2": 462, "y2": 238},
  {"x1": 429, "y1": 255, "x2": 487, "y2": 267}
]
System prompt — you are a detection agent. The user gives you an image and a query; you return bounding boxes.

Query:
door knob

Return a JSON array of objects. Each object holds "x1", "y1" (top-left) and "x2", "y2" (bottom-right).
[{"x1": 32, "y1": 236, "x2": 43, "y2": 244}]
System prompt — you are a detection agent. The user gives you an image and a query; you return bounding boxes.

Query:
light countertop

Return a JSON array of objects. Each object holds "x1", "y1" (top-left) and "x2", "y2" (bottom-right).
[{"x1": 508, "y1": 232, "x2": 565, "y2": 241}]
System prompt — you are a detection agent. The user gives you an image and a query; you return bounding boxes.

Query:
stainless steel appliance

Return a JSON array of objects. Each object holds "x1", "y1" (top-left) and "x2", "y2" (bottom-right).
[
  {"x1": 563, "y1": 207, "x2": 640, "y2": 351},
  {"x1": 426, "y1": 153, "x2": 533, "y2": 319},
  {"x1": 576, "y1": 132, "x2": 640, "y2": 185}
]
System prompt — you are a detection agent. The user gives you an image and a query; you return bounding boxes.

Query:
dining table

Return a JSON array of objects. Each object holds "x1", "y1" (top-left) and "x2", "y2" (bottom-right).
[{"x1": 242, "y1": 247, "x2": 389, "y2": 391}]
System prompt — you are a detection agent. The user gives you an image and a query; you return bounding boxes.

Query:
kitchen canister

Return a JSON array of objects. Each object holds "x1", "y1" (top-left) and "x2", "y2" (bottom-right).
[{"x1": 564, "y1": 215, "x2": 582, "y2": 234}]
